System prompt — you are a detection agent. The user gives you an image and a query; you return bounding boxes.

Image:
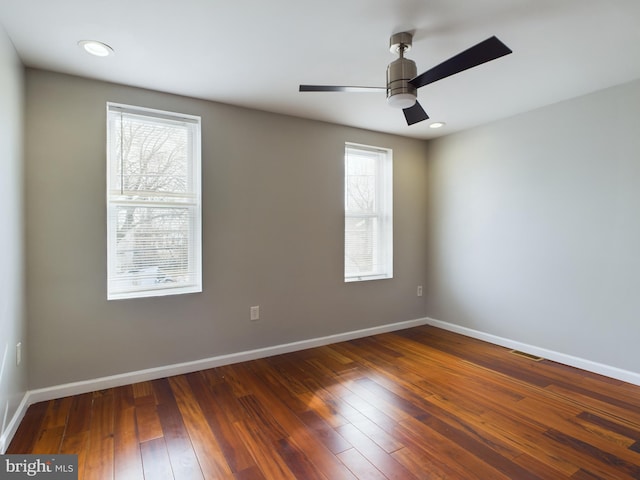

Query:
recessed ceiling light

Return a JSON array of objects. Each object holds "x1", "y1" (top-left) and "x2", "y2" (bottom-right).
[
  {"x1": 78, "y1": 40, "x2": 114, "y2": 57},
  {"x1": 429, "y1": 122, "x2": 446, "y2": 129}
]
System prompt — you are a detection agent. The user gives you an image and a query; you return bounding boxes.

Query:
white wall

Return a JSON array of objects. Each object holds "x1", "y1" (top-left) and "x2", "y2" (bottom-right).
[
  {"x1": 24, "y1": 69, "x2": 429, "y2": 390},
  {"x1": 0, "y1": 24, "x2": 26, "y2": 452},
  {"x1": 426, "y1": 79, "x2": 640, "y2": 375}
]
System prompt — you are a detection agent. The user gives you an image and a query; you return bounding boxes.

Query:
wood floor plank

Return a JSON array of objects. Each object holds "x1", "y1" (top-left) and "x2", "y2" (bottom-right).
[
  {"x1": 570, "y1": 468, "x2": 609, "y2": 480},
  {"x1": 42, "y1": 396, "x2": 73, "y2": 429},
  {"x1": 168, "y1": 375, "x2": 233, "y2": 479},
  {"x1": 132, "y1": 381, "x2": 156, "y2": 403},
  {"x1": 546, "y1": 384, "x2": 640, "y2": 426},
  {"x1": 134, "y1": 401, "x2": 163, "y2": 444},
  {"x1": 391, "y1": 445, "x2": 452, "y2": 480},
  {"x1": 425, "y1": 393, "x2": 574, "y2": 478},
  {"x1": 275, "y1": 436, "x2": 329, "y2": 480},
  {"x1": 31, "y1": 424, "x2": 65, "y2": 454},
  {"x1": 232, "y1": 362, "x2": 359, "y2": 480},
  {"x1": 140, "y1": 437, "x2": 173, "y2": 480},
  {"x1": 84, "y1": 392, "x2": 115, "y2": 480},
  {"x1": 60, "y1": 431, "x2": 89, "y2": 480},
  {"x1": 297, "y1": 409, "x2": 352, "y2": 455},
  {"x1": 151, "y1": 378, "x2": 207, "y2": 479},
  {"x1": 200, "y1": 370, "x2": 247, "y2": 424},
  {"x1": 254, "y1": 355, "x2": 354, "y2": 430},
  {"x1": 244, "y1": 358, "x2": 314, "y2": 415},
  {"x1": 395, "y1": 414, "x2": 516, "y2": 480},
  {"x1": 419, "y1": 412, "x2": 545, "y2": 480},
  {"x1": 232, "y1": 419, "x2": 297, "y2": 480},
  {"x1": 337, "y1": 447, "x2": 388, "y2": 480},
  {"x1": 7, "y1": 325, "x2": 640, "y2": 480},
  {"x1": 338, "y1": 398, "x2": 403, "y2": 453},
  {"x1": 518, "y1": 397, "x2": 640, "y2": 462},
  {"x1": 343, "y1": 377, "x2": 423, "y2": 424},
  {"x1": 336, "y1": 422, "x2": 419, "y2": 480},
  {"x1": 154, "y1": 401, "x2": 204, "y2": 480},
  {"x1": 235, "y1": 393, "x2": 288, "y2": 443},
  {"x1": 480, "y1": 407, "x2": 581, "y2": 476},
  {"x1": 83, "y1": 435, "x2": 114, "y2": 480},
  {"x1": 6, "y1": 401, "x2": 49, "y2": 453},
  {"x1": 233, "y1": 466, "x2": 267, "y2": 480},
  {"x1": 64, "y1": 392, "x2": 94, "y2": 437},
  {"x1": 297, "y1": 383, "x2": 351, "y2": 430},
  {"x1": 184, "y1": 372, "x2": 256, "y2": 474},
  {"x1": 544, "y1": 428, "x2": 640, "y2": 480},
  {"x1": 577, "y1": 411, "x2": 640, "y2": 443},
  {"x1": 113, "y1": 386, "x2": 144, "y2": 480}
]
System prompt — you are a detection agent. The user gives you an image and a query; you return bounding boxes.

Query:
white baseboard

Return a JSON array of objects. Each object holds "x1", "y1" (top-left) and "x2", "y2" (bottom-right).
[
  {"x1": 1, "y1": 316, "x2": 430, "y2": 452},
  {"x1": 0, "y1": 393, "x2": 29, "y2": 454},
  {"x1": 424, "y1": 317, "x2": 640, "y2": 387}
]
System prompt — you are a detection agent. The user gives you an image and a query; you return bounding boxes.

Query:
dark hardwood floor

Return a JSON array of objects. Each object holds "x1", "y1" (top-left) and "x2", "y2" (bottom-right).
[{"x1": 8, "y1": 326, "x2": 640, "y2": 479}]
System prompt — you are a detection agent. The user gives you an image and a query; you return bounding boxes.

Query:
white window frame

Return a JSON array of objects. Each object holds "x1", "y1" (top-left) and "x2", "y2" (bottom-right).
[
  {"x1": 344, "y1": 142, "x2": 393, "y2": 282},
  {"x1": 106, "y1": 102, "x2": 202, "y2": 300}
]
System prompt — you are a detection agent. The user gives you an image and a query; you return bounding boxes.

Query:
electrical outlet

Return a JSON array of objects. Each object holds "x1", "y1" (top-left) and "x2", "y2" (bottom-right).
[
  {"x1": 16, "y1": 342, "x2": 22, "y2": 366},
  {"x1": 250, "y1": 306, "x2": 260, "y2": 321},
  {"x1": 417, "y1": 286, "x2": 423, "y2": 297}
]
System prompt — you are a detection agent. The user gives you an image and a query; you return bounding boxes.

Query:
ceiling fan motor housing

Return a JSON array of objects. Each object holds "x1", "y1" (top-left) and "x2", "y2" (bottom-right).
[{"x1": 387, "y1": 57, "x2": 417, "y2": 108}]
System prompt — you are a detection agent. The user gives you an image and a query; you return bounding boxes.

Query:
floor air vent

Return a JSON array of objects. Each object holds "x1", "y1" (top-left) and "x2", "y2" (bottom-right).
[{"x1": 510, "y1": 350, "x2": 544, "y2": 361}]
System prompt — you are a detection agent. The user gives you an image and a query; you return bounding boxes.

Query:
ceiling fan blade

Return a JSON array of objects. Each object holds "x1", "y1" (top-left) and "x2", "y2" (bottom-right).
[
  {"x1": 299, "y1": 85, "x2": 385, "y2": 93},
  {"x1": 403, "y1": 101, "x2": 429, "y2": 126},
  {"x1": 409, "y1": 36, "x2": 512, "y2": 89}
]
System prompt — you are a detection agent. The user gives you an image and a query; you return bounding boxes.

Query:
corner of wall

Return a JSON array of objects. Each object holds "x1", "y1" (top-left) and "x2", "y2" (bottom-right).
[{"x1": 0, "y1": 22, "x2": 28, "y2": 454}]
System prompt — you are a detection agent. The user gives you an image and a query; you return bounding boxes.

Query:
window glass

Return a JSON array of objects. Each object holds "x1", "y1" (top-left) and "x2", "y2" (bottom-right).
[
  {"x1": 344, "y1": 143, "x2": 393, "y2": 282},
  {"x1": 107, "y1": 103, "x2": 202, "y2": 299}
]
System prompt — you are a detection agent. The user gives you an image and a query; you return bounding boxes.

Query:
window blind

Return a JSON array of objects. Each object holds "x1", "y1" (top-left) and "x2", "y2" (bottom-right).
[
  {"x1": 344, "y1": 143, "x2": 393, "y2": 282},
  {"x1": 107, "y1": 103, "x2": 202, "y2": 299}
]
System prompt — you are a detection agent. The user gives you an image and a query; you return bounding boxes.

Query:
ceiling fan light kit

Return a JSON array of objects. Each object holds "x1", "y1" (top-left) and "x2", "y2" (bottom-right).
[{"x1": 300, "y1": 31, "x2": 512, "y2": 127}]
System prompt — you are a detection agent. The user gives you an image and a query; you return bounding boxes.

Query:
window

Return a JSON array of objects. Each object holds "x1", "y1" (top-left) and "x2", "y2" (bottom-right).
[
  {"x1": 107, "y1": 103, "x2": 202, "y2": 299},
  {"x1": 344, "y1": 142, "x2": 393, "y2": 282}
]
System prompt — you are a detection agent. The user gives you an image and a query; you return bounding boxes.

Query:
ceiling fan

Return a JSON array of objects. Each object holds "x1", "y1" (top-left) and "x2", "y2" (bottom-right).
[{"x1": 299, "y1": 32, "x2": 512, "y2": 126}]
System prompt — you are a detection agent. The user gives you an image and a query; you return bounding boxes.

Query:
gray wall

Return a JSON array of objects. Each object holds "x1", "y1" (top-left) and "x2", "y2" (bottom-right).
[
  {"x1": 25, "y1": 69, "x2": 429, "y2": 389},
  {"x1": 0, "y1": 25, "x2": 26, "y2": 450},
  {"x1": 426, "y1": 79, "x2": 640, "y2": 374}
]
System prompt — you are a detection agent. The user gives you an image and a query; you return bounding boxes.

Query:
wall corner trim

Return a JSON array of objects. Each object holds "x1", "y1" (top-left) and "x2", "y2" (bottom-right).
[{"x1": 424, "y1": 317, "x2": 640, "y2": 387}]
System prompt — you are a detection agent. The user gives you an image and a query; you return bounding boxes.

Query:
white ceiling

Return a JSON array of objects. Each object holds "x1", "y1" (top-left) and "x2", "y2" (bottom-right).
[{"x1": 1, "y1": 0, "x2": 640, "y2": 139}]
